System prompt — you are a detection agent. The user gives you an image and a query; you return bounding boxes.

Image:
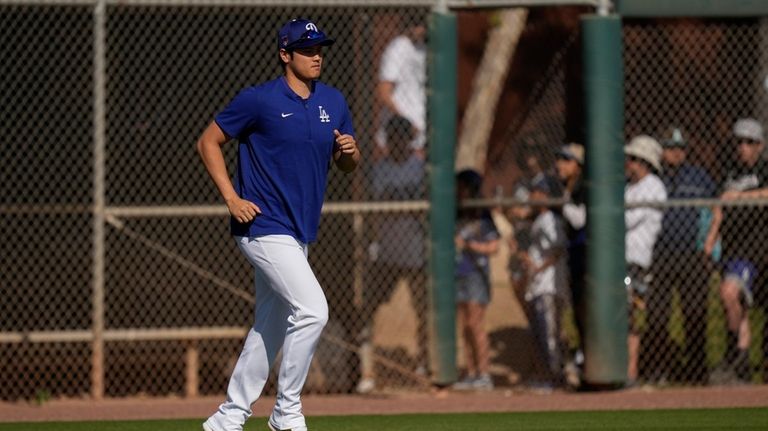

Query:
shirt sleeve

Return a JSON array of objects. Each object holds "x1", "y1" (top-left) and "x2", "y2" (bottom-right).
[
  {"x1": 562, "y1": 202, "x2": 586, "y2": 230},
  {"x1": 338, "y1": 96, "x2": 356, "y2": 137},
  {"x1": 541, "y1": 212, "x2": 566, "y2": 251},
  {"x1": 481, "y1": 215, "x2": 501, "y2": 242},
  {"x1": 214, "y1": 87, "x2": 260, "y2": 139},
  {"x1": 379, "y1": 37, "x2": 405, "y2": 83}
]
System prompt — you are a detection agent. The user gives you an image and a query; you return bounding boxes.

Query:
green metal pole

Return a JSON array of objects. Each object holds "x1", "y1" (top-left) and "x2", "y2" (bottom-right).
[
  {"x1": 581, "y1": 14, "x2": 627, "y2": 387},
  {"x1": 617, "y1": 0, "x2": 768, "y2": 17},
  {"x1": 428, "y1": 10, "x2": 458, "y2": 386}
]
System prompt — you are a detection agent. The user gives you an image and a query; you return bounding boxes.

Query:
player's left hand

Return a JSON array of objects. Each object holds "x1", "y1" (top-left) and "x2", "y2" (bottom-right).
[{"x1": 334, "y1": 129, "x2": 357, "y2": 155}]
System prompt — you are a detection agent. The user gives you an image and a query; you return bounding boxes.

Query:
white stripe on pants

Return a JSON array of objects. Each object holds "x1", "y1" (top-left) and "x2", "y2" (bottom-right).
[{"x1": 207, "y1": 235, "x2": 328, "y2": 431}]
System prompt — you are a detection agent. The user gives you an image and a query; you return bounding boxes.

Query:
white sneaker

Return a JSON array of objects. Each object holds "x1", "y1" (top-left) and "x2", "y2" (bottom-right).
[
  {"x1": 202, "y1": 421, "x2": 217, "y2": 431},
  {"x1": 472, "y1": 373, "x2": 494, "y2": 391},
  {"x1": 452, "y1": 375, "x2": 477, "y2": 391},
  {"x1": 356, "y1": 377, "x2": 376, "y2": 394},
  {"x1": 268, "y1": 421, "x2": 308, "y2": 431}
]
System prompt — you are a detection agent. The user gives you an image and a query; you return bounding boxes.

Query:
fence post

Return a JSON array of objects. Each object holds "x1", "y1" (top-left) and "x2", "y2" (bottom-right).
[
  {"x1": 581, "y1": 13, "x2": 627, "y2": 387},
  {"x1": 91, "y1": 0, "x2": 107, "y2": 400},
  {"x1": 428, "y1": 8, "x2": 458, "y2": 386}
]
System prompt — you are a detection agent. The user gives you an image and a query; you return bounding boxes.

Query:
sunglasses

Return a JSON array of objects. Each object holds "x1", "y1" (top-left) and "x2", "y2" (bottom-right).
[{"x1": 737, "y1": 139, "x2": 763, "y2": 146}]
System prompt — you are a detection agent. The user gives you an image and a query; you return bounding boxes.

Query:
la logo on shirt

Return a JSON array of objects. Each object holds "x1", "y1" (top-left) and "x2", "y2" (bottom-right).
[{"x1": 318, "y1": 106, "x2": 330, "y2": 123}]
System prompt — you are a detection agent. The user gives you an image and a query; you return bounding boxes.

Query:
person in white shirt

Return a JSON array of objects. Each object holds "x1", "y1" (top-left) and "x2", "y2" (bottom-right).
[
  {"x1": 623, "y1": 135, "x2": 667, "y2": 384},
  {"x1": 521, "y1": 178, "x2": 568, "y2": 389},
  {"x1": 375, "y1": 23, "x2": 427, "y2": 160}
]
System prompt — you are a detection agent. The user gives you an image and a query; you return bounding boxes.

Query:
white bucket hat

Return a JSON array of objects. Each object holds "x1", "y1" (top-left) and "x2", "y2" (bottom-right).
[
  {"x1": 733, "y1": 118, "x2": 764, "y2": 142},
  {"x1": 625, "y1": 135, "x2": 662, "y2": 172}
]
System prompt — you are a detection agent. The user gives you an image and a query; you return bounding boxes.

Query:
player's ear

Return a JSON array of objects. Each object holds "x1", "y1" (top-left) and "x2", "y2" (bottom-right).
[{"x1": 279, "y1": 49, "x2": 292, "y2": 64}]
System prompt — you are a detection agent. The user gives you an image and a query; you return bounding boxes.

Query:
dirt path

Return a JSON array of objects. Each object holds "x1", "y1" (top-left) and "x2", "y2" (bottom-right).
[{"x1": 1, "y1": 385, "x2": 767, "y2": 423}]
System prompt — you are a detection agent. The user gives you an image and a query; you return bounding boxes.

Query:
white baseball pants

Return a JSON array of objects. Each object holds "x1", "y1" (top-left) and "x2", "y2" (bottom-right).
[{"x1": 205, "y1": 235, "x2": 328, "y2": 431}]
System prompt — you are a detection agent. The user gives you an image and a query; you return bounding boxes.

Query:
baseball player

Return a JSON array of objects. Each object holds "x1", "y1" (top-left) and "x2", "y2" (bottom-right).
[{"x1": 197, "y1": 18, "x2": 360, "y2": 431}]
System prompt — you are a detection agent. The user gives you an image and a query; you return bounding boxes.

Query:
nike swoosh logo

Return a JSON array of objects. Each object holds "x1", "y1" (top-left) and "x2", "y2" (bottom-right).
[{"x1": 281, "y1": 113, "x2": 294, "y2": 118}]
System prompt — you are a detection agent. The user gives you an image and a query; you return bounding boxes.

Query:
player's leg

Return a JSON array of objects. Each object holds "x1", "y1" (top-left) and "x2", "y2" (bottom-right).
[
  {"x1": 467, "y1": 301, "x2": 492, "y2": 389},
  {"x1": 719, "y1": 259, "x2": 756, "y2": 381},
  {"x1": 464, "y1": 271, "x2": 492, "y2": 389},
  {"x1": 205, "y1": 237, "x2": 291, "y2": 431},
  {"x1": 626, "y1": 265, "x2": 649, "y2": 385},
  {"x1": 680, "y1": 251, "x2": 709, "y2": 383},
  {"x1": 454, "y1": 274, "x2": 477, "y2": 389},
  {"x1": 453, "y1": 301, "x2": 477, "y2": 389},
  {"x1": 540, "y1": 293, "x2": 561, "y2": 381},
  {"x1": 642, "y1": 253, "x2": 673, "y2": 383},
  {"x1": 407, "y1": 268, "x2": 430, "y2": 376},
  {"x1": 355, "y1": 261, "x2": 385, "y2": 394},
  {"x1": 253, "y1": 235, "x2": 328, "y2": 430}
]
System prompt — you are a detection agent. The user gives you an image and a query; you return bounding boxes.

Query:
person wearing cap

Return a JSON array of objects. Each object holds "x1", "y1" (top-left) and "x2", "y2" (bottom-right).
[
  {"x1": 554, "y1": 142, "x2": 586, "y2": 387},
  {"x1": 517, "y1": 175, "x2": 567, "y2": 390},
  {"x1": 374, "y1": 22, "x2": 427, "y2": 160},
  {"x1": 197, "y1": 18, "x2": 359, "y2": 431},
  {"x1": 452, "y1": 169, "x2": 501, "y2": 391},
  {"x1": 623, "y1": 135, "x2": 668, "y2": 385},
  {"x1": 642, "y1": 127, "x2": 715, "y2": 385},
  {"x1": 705, "y1": 118, "x2": 768, "y2": 384}
]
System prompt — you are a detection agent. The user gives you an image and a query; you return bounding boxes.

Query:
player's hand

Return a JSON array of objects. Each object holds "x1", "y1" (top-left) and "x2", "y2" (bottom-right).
[
  {"x1": 226, "y1": 197, "x2": 261, "y2": 223},
  {"x1": 334, "y1": 129, "x2": 357, "y2": 155},
  {"x1": 455, "y1": 235, "x2": 466, "y2": 250}
]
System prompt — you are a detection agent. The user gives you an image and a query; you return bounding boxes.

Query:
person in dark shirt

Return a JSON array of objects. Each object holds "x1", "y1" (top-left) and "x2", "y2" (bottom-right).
[
  {"x1": 642, "y1": 127, "x2": 715, "y2": 385},
  {"x1": 554, "y1": 143, "x2": 586, "y2": 388},
  {"x1": 357, "y1": 115, "x2": 427, "y2": 394},
  {"x1": 705, "y1": 118, "x2": 768, "y2": 383}
]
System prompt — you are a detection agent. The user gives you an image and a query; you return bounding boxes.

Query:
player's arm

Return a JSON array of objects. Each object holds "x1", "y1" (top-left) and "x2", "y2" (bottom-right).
[
  {"x1": 333, "y1": 129, "x2": 360, "y2": 173},
  {"x1": 464, "y1": 238, "x2": 500, "y2": 256},
  {"x1": 704, "y1": 203, "x2": 722, "y2": 256},
  {"x1": 727, "y1": 187, "x2": 768, "y2": 199},
  {"x1": 377, "y1": 81, "x2": 400, "y2": 115},
  {"x1": 196, "y1": 121, "x2": 260, "y2": 223}
]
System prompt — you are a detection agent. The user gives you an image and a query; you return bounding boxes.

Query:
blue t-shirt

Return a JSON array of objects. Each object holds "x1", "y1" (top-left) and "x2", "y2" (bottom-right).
[
  {"x1": 215, "y1": 77, "x2": 355, "y2": 243},
  {"x1": 371, "y1": 155, "x2": 426, "y2": 268},
  {"x1": 455, "y1": 212, "x2": 500, "y2": 278},
  {"x1": 658, "y1": 163, "x2": 716, "y2": 250}
]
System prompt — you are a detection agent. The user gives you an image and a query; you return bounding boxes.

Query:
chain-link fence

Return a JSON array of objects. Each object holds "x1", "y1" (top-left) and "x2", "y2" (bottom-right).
[
  {"x1": 0, "y1": 1, "x2": 432, "y2": 400},
  {"x1": 3, "y1": 1, "x2": 768, "y2": 402},
  {"x1": 486, "y1": 16, "x2": 768, "y2": 389},
  {"x1": 621, "y1": 17, "x2": 768, "y2": 386}
]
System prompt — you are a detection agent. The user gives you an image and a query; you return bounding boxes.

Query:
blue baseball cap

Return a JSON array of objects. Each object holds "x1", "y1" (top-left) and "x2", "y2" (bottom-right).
[{"x1": 277, "y1": 19, "x2": 334, "y2": 51}]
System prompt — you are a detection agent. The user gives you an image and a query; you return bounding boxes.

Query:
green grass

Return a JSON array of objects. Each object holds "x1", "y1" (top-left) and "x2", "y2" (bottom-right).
[{"x1": 2, "y1": 409, "x2": 768, "y2": 431}]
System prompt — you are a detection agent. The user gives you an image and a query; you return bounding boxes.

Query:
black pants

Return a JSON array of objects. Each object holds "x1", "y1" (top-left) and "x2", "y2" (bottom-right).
[
  {"x1": 567, "y1": 244, "x2": 587, "y2": 352},
  {"x1": 641, "y1": 249, "x2": 710, "y2": 383}
]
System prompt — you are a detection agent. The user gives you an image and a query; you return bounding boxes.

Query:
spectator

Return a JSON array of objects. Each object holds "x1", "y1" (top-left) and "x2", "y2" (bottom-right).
[
  {"x1": 519, "y1": 177, "x2": 567, "y2": 390},
  {"x1": 375, "y1": 22, "x2": 427, "y2": 160},
  {"x1": 453, "y1": 169, "x2": 501, "y2": 391},
  {"x1": 521, "y1": 146, "x2": 563, "y2": 199},
  {"x1": 624, "y1": 135, "x2": 667, "y2": 385},
  {"x1": 554, "y1": 143, "x2": 586, "y2": 388},
  {"x1": 356, "y1": 115, "x2": 427, "y2": 393},
  {"x1": 506, "y1": 184, "x2": 534, "y2": 322},
  {"x1": 641, "y1": 127, "x2": 716, "y2": 385},
  {"x1": 705, "y1": 118, "x2": 768, "y2": 384}
]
